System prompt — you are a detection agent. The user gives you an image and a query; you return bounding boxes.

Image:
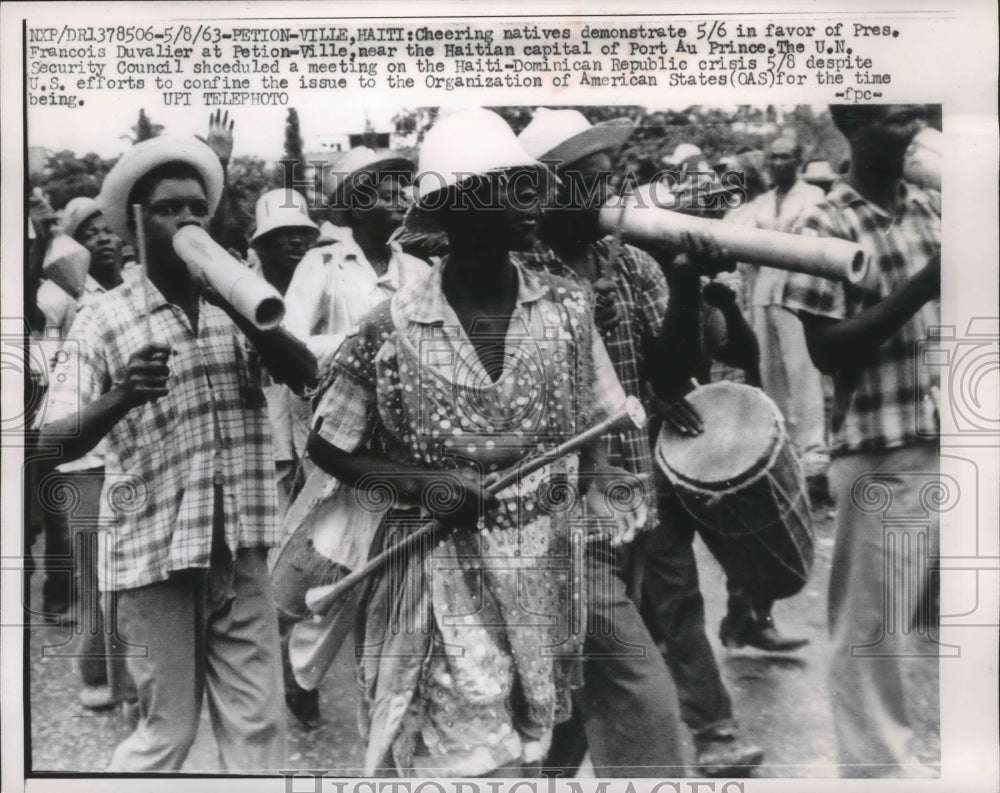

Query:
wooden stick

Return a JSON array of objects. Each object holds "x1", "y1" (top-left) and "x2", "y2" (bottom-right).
[
  {"x1": 131, "y1": 204, "x2": 153, "y2": 342},
  {"x1": 304, "y1": 396, "x2": 647, "y2": 615},
  {"x1": 600, "y1": 187, "x2": 630, "y2": 281}
]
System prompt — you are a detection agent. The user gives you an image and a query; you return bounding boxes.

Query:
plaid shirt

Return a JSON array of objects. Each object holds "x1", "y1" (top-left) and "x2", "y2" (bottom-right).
[
  {"x1": 43, "y1": 268, "x2": 280, "y2": 590},
  {"x1": 784, "y1": 179, "x2": 940, "y2": 455},
  {"x1": 517, "y1": 238, "x2": 668, "y2": 531}
]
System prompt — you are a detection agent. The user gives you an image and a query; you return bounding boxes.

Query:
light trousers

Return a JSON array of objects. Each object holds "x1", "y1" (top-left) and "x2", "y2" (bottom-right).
[
  {"x1": 107, "y1": 512, "x2": 286, "y2": 772},
  {"x1": 752, "y1": 304, "x2": 829, "y2": 476},
  {"x1": 827, "y1": 442, "x2": 940, "y2": 778}
]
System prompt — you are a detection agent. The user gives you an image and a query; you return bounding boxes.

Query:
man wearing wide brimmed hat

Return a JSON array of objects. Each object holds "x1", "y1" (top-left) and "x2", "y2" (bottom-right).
[
  {"x1": 517, "y1": 108, "x2": 763, "y2": 777},
  {"x1": 303, "y1": 107, "x2": 645, "y2": 776},
  {"x1": 39, "y1": 134, "x2": 317, "y2": 771},
  {"x1": 284, "y1": 147, "x2": 426, "y2": 374}
]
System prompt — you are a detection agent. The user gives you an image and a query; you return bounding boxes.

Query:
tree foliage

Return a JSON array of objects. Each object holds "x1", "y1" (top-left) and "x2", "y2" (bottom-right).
[
  {"x1": 121, "y1": 108, "x2": 164, "y2": 145},
  {"x1": 30, "y1": 150, "x2": 118, "y2": 210},
  {"x1": 227, "y1": 155, "x2": 276, "y2": 240},
  {"x1": 276, "y1": 107, "x2": 306, "y2": 189}
]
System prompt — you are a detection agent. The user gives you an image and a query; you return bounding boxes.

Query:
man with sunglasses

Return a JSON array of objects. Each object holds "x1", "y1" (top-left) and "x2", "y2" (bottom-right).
[{"x1": 40, "y1": 135, "x2": 317, "y2": 771}]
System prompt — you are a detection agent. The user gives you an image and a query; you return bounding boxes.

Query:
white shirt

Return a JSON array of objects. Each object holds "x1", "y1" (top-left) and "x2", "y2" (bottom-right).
[
  {"x1": 738, "y1": 179, "x2": 825, "y2": 307},
  {"x1": 283, "y1": 233, "x2": 431, "y2": 371},
  {"x1": 279, "y1": 232, "x2": 429, "y2": 462}
]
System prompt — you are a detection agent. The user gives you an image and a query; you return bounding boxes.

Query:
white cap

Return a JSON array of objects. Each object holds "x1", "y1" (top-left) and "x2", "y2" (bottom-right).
[{"x1": 251, "y1": 188, "x2": 318, "y2": 243}]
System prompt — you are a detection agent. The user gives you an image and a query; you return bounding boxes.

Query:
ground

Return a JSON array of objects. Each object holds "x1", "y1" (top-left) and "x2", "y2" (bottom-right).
[{"x1": 25, "y1": 506, "x2": 940, "y2": 776}]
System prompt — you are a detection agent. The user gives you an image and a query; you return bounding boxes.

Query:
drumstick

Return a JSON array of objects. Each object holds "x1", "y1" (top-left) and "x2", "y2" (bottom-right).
[{"x1": 304, "y1": 396, "x2": 647, "y2": 616}]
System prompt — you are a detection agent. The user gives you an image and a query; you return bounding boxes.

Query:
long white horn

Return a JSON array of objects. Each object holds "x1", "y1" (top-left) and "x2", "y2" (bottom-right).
[
  {"x1": 172, "y1": 226, "x2": 285, "y2": 330},
  {"x1": 600, "y1": 183, "x2": 868, "y2": 284}
]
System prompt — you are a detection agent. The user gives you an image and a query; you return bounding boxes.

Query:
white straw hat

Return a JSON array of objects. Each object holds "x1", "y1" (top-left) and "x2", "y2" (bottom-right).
[
  {"x1": 518, "y1": 108, "x2": 634, "y2": 166},
  {"x1": 414, "y1": 108, "x2": 541, "y2": 207},
  {"x1": 251, "y1": 188, "x2": 318, "y2": 243},
  {"x1": 98, "y1": 135, "x2": 224, "y2": 245}
]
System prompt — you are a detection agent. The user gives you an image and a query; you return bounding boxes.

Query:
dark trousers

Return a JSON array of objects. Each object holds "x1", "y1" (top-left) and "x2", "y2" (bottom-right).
[
  {"x1": 545, "y1": 539, "x2": 687, "y2": 777},
  {"x1": 639, "y1": 483, "x2": 734, "y2": 735}
]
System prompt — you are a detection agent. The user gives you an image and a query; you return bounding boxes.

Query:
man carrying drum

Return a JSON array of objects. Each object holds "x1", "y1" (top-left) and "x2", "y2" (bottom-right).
[
  {"x1": 516, "y1": 109, "x2": 763, "y2": 777},
  {"x1": 304, "y1": 108, "x2": 646, "y2": 777},
  {"x1": 784, "y1": 104, "x2": 941, "y2": 778}
]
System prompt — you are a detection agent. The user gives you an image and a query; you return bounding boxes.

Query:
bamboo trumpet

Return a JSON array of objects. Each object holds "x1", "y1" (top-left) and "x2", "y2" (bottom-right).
[
  {"x1": 172, "y1": 226, "x2": 285, "y2": 330},
  {"x1": 304, "y1": 396, "x2": 648, "y2": 616},
  {"x1": 600, "y1": 183, "x2": 869, "y2": 284}
]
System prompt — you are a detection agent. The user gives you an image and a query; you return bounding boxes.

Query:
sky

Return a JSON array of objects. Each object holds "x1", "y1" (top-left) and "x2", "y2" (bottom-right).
[{"x1": 28, "y1": 96, "x2": 406, "y2": 161}]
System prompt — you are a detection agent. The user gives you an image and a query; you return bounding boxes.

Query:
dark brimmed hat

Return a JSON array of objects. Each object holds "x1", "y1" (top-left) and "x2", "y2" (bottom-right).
[{"x1": 326, "y1": 147, "x2": 414, "y2": 211}]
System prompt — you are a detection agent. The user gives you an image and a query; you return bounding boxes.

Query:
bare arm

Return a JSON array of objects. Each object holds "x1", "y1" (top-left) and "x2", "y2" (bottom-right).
[
  {"x1": 702, "y1": 281, "x2": 761, "y2": 386},
  {"x1": 209, "y1": 293, "x2": 319, "y2": 394},
  {"x1": 650, "y1": 266, "x2": 702, "y2": 401},
  {"x1": 801, "y1": 254, "x2": 939, "y2": 375},
  {"x1": 39, "y1": 342, "x2": 172, "y2": 467},
  {"x1": 306, "y1": 428, "x2": 498, "y2": 525}
]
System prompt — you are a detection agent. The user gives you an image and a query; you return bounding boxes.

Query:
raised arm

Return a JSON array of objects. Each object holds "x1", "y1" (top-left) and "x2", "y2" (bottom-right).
[{"x1": 800, "y1": 252, "x2": 939, "y2": 375}]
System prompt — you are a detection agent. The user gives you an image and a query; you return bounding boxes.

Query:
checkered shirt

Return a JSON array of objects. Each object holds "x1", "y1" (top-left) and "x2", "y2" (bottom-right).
[
  {"x1": 517, "y1": 238, "x2": 668, "y2": 531},
  {"x1": 43, "y1": 268, "x2": 280, "y2": 590},
  {"x1": 784, "y1": 180, "x2": 941, "y2": 455}
]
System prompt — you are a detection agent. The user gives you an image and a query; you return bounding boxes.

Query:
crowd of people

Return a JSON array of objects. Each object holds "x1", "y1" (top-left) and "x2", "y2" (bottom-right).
[{"x1": 24, "y1": 103, "x2": 940, "y2": 779}]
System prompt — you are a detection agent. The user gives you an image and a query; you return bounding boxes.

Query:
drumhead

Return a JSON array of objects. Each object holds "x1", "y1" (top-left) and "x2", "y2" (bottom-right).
[{"x1": 655, "y1": 381, "x2": 782, "y2": 491}]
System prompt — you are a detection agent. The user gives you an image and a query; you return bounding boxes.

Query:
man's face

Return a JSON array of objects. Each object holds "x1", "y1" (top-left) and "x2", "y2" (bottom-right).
[
  {"x1": 142, "y1": 177, "x2": 209, "y2": 244},
  {"x1": 138, "y1": 176, "x2": 209, "y2": 284},
  {"x1": 767, "y1": 143, "x2": 799, "y2": 189},
  {"x1": 75, "y1": 213, "x2": 123, "y2": 276},
  {"x1": 351, "y1": 172, "x2": 412, "y2": 240},
  {"x1": 256, "y1": 226, "x2": 318, "y2": 272},
  {"x1": 562, "y1": 151, "x2": 615, "y2": 210},
  {"x1": 450, "y1": 169, "x2": 541, "y2": 253},
  {"x1": 856, "y1": 105, "x2": 927, "y2": 149},
  {"x1": 542, "y1": 150, "x2": 614, "y2": 241}
]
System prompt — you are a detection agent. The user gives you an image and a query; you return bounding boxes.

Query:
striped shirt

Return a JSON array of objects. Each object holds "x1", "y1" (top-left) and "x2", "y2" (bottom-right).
[
  {"x1": 784, "y1": 179, "x2": 940, "y2": 454},
  {"x1": 42, "y1": 268, "x2": 280, "y2": 590}
]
